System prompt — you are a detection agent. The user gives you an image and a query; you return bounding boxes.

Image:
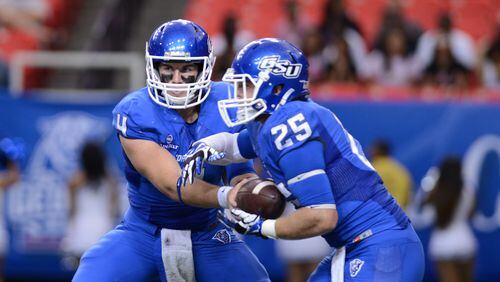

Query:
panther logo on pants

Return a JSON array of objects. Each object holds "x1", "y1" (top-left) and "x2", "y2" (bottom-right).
[
  {"x1": 349, "y1": 258, "x2": 364, "y2": 277},
  {"x1": 212, "y1": 229, "x2": 231, "y2": 244}
]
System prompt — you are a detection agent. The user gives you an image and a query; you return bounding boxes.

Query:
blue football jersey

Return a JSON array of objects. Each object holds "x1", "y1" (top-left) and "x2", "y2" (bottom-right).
[
  {"x1": 112, "y1": 82, "x2": 254, "y2": 230},
  {"x1": 245, "y1": 100, "x2": 408, "y2": 248}
]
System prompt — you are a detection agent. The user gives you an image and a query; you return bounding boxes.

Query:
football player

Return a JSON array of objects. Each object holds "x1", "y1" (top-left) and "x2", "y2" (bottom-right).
[
  {"x1": 179, "y1": 38, "x2": 425, "y2": 281},
  {"x1": 73, "y1": 20, "x2": 269, "y2": 282}
]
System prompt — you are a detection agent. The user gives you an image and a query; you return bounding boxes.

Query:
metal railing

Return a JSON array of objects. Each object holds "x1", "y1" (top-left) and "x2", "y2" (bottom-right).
[{"x1": 9, "y1": 51, "x2": 145, "y2": 96}]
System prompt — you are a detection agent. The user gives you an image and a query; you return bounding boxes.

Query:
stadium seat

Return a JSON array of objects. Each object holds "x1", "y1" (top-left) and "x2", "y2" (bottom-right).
[
  {"x1": 344, "y1": 0, "x2": 387, "y2": 44},
  {"x1": 451, "y1": 0, "x2": 497, "y2": 43},
  {"x1": 403, "y1": 0, "x2": 450, "y2": 30}
]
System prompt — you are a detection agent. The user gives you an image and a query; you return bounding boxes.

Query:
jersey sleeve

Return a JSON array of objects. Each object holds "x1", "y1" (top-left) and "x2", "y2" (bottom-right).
[
  {"x1": 278, "y1": 140, "x2": 335, "y2": 209},
  {"x1": 236, "y1": 129, "x2": 257, "y2": 159},
  {"x1": 227, "y1": 129, "x2": 256, "y2": 181},
  {"x1": 112, "y1": 97, "x2": 157, "y2": 142}
]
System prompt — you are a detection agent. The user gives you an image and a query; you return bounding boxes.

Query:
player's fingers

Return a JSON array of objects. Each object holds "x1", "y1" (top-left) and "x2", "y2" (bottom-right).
[
  {"x1": 234, "y1": 209, "x2": 251, "y2": 218},
  {"x1": 189, "y1": 172, "x2": 194, "y2": 186},
  {"x1": 195, "y1": 161, "x2": 201, "y2": 176},
  {"x1": 202, "y1": 147, "x2": 210, "y2": 159},
  {"x1": 185, "y1": 164, "x2": 192, "y2": 185},
  {"x1": 217, "y1": 210, "x2": 237, "y2": 229},
  {"x1": 230, "y1": 208, "x2": 244, "y2": 219},
  {"x1": 187, "y1": 161, "x2": 195, "y2": 185},
  {"x1": 208, "y1": 151, "x2": 225, "y2": 162},
  {"x1": 207, "y1": 147, "x2": 218, "y2": 158},
  {"x1": 217, "y1": 152, "x2": 225, "y2": 160},
  {"x1": 176, "y1": 176, "x2": 182, "y2": 190},
  {"x1": 181, "y1": 165, "x2": 189, "y2": 186},
  {"x1": 244, "y1": 215, "x2": 259, "y2": 224},
  {"x1": 179, "y1": 169, "x2": 186, "y2": 187},
  {"x1": 195, "y1": 157, "x2": 203, "y2": 175},
  {"x1": 240, "y1": 213, "x2": 253, "y2": 223},
  {"x1": 234, "y1": 222, "x2": 248, "y2": 234}
]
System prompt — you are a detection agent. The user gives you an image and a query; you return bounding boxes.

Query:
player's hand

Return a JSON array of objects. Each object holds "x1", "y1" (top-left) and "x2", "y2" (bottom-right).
[
  {"x1": 177, "y1": 142, "x2": 225, "y2": 187},
  {"x1": 217, "y1": 208, "x2": 267, "y2": 238},
  {"x1": 227, "y1": 176, "x2": 256, "y2": 208},
  {"x1": 231, "y1": 209, "x2": 267, "y2": 238}
]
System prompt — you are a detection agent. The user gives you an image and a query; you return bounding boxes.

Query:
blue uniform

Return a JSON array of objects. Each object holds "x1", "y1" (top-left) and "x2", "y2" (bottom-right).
[
  {"x1": 238, "y1": 100, "x2": 424, "y2": 281},
  {"x1": 73, "y1": 83, "x2": 269, "y2": 281}
]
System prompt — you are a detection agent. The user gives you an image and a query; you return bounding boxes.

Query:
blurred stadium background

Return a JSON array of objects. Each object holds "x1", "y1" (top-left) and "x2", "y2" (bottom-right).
[{"x1": 0, "y1": 0, "x2": 499, "y2": 281}]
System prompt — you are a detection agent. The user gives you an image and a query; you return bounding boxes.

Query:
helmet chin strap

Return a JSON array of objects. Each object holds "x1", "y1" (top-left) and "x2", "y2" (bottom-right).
[{"x1": 275, "y1": 88, "x2": 295, "y2": 110}]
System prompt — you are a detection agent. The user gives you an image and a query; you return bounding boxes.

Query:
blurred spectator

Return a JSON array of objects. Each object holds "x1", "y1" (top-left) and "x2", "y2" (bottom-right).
[
  {"x1": 323, "y1": 37, "x2": 360, "y2": 83},
  {"x1": 274, "y1": 0, "x2": 312, "y2": 48},
  {"x1": 61, "y1": 142, "x2": 120, "y2": 268},
  {"x1": 365, "y1": 26, "x2": 418, "y2": 86},
  {"x1": 212, "y1": 14, "x2": 254, "y2": 80},
  {"x1": 0, "y1": 62, "x2": 7, "y2": 89},
  {"x1": 424, "y1": 156, "x2": 477, "y2": 282},
  {"x1": 0, "y1": 0, "x2": 52, "y2": 43},
  {"x1": 373, "y1": 1, "x2": 422, "y2": 55},
  {"x1": 0, "y1": 0, "x2": 53, "y2": 87},
  {"x1": 212, "y1": 14, "x2": 254, "y2": 60},
  {"x1": 0, "y1": 137, "x2": 24, "y2": 281},
  {"x1": 276, "y1": 203, "x2": 331, "y2": 282},
  {"x1": 420, "y1": 35, "x2": 471, "y2": 89},
  {"x1": 319, "y1": 0, "x2": 361, "y2": 43},
  {"x1": 320, "y1": 0, "x2": 367, "y2": 83},
  {"x1": 301, "y1": 30, "x2": 326, "y2": 83},
  {"x1": 369, "y1": 139, "x2": 412, "y2": 210},
  {"x1": 481, "y1": 27, "x2": 500, "y2": 88},
  {"x1": 0, "y1": 137, "x2": 23, "y2": 187},
  {"x1": 364, "y1": 1, "x2": 422, "y2": 86},
  {"x1": 414, "y1": 13, "x2": 476, "y2": 80}
]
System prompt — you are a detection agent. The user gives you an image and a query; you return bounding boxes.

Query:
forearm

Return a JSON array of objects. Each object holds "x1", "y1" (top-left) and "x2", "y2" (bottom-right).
[
  {"x1": 141, "y1": 164, "x2": 219, "y2": 208},
  {"x1": 181, "y1": 172, "x2": 256, "y2": 208},
  {"x1": 179, "y1": 179, "x2": 221, "y2": 208},
  {"x1": 120, "y1": 136, "x2": 243, "y2": 208},
  {"x1": 198, "y1": 132, "x2": 248, "y2": 163},
  {"x1": 271, "y1": 207, "x2": 337, "y2": 240}
]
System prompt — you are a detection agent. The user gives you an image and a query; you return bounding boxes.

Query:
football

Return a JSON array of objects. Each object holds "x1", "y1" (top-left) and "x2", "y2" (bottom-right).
[{"x1": 235, "y1": 178, "x2": 286, "y2": 219}]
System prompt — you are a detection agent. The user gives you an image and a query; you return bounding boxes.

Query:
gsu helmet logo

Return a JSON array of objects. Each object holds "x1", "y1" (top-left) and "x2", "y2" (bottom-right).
[{"x1": 258, "y1": 55, "x2": 302, "y2": 78}]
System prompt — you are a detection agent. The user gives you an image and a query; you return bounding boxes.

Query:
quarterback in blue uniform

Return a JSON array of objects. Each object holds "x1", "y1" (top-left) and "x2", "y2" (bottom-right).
[
  {"x1": 73, "y1": 20, "x2": 269, "y2": 281},
  {"x1": 180, "y1": 38, "x2": 425, "y2": 281}
]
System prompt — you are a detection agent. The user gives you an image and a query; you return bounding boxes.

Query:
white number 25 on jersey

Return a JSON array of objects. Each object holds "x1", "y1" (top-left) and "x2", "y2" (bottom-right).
[{"x1": 271, "y1": 113, "x2": 312, "y2": 150}]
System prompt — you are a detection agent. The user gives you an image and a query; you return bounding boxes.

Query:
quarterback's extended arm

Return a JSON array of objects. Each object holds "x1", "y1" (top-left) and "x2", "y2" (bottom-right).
[
  {"x1": 191, "y1": 131, "x2": 252, "y2": 164},
  {"x1": 179, "y1": 130, "x2": 256, "y2": 186},
  {"x1": 120, "y1": 136, "x2": 249, "y2": 209}
]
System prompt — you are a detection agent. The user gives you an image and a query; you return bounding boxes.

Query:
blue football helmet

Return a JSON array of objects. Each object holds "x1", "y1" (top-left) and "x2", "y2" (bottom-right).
[
  {"x1": 145, "y1": 19, "x2": 215, "y2": 109},
  {"x1": 219, "y1": 38, "x2": 309, "y2": 127}
]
